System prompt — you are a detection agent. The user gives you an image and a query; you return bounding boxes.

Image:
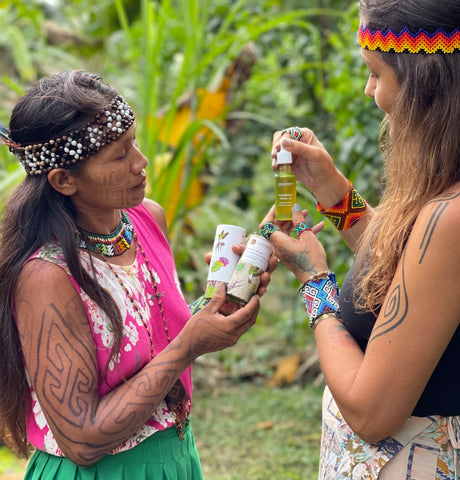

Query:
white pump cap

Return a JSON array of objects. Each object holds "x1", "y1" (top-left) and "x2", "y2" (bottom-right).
[{"x1": 277, "y1": 139, "x2": 292, "y2": 165}]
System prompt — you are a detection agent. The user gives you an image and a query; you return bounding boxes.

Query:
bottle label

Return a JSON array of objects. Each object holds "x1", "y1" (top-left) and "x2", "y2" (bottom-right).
[
  {"x1": 226, "y1": 235, "x2": 273, "y2": 304},
  {"x1": 276, "y1": 193, "x2": 295, "y2": 206},
  {"x1": 275, "y1": 176, "x2": 297, "y2": 220},
  {"x1": 205, "y1": 224, "x2": 246, "y2": 299}
]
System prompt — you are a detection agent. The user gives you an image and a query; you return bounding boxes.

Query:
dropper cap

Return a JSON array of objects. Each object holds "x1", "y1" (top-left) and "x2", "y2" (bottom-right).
[{"x1": 277, "y1": 139, "x2": 292, "y2": 165}]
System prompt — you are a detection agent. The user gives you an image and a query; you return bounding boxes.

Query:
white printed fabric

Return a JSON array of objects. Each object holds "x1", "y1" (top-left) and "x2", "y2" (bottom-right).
[{"x1": 319, "y1": 386, "x2": 460, "y2": 479}]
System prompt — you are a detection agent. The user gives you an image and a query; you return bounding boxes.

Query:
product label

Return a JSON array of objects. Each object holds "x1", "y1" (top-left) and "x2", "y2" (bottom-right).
[
  {"x1": 205, "y1": 224, "x2": 246, "y2": 298},
  {"x1": 226, "y1": 235, "x2": 273, "y2": 304},
  {"x1": 277, "y1": 193, "x2": 295, "y2": 206},
  {"x1": 239, "y1": 235, "x2": 272, "y2": 271},
  {"x1": 275, "y1": 175, "x2": 296, "y2": 219}
]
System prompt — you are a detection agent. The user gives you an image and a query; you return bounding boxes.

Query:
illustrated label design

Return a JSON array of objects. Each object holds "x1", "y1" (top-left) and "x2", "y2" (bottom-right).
[
  {"x1": 205, "y1": 225, "x2": 246, "y2": 299},
  {"x1": 226, "y1": 234, "x2": 273, "y2": 304}
]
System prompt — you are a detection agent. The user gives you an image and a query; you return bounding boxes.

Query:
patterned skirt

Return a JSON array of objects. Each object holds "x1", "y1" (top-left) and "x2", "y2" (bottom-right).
[
  {"x1": 319, "y1": 386, "x2": 460, "y2": 479},
  {"x1": 24, "y1": 424, "x2": 203, "y2": 480}
]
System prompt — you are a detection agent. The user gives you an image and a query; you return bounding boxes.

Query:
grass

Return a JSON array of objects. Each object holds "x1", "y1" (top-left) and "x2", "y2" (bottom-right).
[
  {"x1": 0, "y1": 381, "x2": 323, "y2": 480},
  {"x1": 192, "y1": 380, "x2": 323, "y2": 480},
  {"x1": 0, "y1": 313, "x2": 323, "y2": 480},
  {"x1": 0, "y1": 382, "x2": 321, "y2": 480},
  {"x1": 0, "y1": 382, "x2": 323, "y2": 480},
  {"x1": 190, "y1": 307, "x2": 324, "y2": 480}
]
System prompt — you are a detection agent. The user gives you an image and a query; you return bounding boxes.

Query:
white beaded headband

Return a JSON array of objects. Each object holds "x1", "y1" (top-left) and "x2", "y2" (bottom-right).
[{"x1": 2, "y1": 94, "x2": 135, "y2": 176}]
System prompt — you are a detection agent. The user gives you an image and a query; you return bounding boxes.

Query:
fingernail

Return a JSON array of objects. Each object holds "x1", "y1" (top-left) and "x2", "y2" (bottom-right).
[
  {"x1": 281, "y1": 137, "x2": 291, "y2": 148},
  {"x1": 293, "y1": 203, "x2": 302, "y2": 212}
]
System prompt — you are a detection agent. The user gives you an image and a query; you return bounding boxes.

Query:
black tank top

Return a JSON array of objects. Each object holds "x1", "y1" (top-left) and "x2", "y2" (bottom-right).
[{"x1": 339, "y1": 261, "x2": 460, "y2": 416}]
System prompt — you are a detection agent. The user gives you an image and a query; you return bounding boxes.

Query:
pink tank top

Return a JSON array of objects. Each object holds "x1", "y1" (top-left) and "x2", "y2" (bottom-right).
[{"x1": 24, "y1": 204, "x2": 192, "y2": 455}]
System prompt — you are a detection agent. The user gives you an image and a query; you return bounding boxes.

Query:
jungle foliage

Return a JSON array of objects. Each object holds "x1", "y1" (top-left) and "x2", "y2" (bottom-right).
[
  {"x1": 0, "y1": 1, "x2": 386, "y2": 477},
  {"x1": 0, "y1": 0, "x2": 383, "y2": 338}
]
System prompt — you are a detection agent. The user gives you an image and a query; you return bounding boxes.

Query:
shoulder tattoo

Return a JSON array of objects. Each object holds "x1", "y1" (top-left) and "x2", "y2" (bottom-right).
[{"x1": 369, "y1": 194, "x2": 455, "y2": 343}]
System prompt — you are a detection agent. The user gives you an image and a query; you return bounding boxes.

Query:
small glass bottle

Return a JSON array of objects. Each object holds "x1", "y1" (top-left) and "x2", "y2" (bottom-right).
[{"x1": 275, "y1": 142, "x2": 296, "y2": 220}]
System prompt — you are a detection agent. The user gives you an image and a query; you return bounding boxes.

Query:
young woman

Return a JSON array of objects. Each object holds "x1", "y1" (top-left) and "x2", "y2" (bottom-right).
[
  {"x1": 259, "y1": 0, "x2": 460, "y2": 478},
  {"x1": 0, "y1": 71, "x2": 274, "y2": 479}
]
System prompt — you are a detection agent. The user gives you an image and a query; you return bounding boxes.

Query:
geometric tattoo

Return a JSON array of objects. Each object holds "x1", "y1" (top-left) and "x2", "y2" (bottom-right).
[
  {"x1": 369, "y1": 194, "x2": 455, "y2": 343},
  {"x1": 369, "y1": 248, "x2": 409, "y2": 344}
]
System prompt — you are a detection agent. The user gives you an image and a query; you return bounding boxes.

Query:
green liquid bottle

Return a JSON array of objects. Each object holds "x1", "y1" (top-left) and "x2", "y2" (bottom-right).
[{"x1": 275, "y1": 143, "x2": 296, "y2": 220}]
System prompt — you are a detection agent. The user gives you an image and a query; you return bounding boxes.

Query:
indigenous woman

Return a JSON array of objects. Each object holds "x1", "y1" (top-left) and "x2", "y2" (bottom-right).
[{"x1": 0, "y1": 71, "x2": 271, "y2": 479}]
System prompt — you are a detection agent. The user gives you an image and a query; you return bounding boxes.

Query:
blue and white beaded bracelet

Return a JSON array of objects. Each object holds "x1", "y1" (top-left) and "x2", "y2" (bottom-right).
[{"x1": 300, "y1": 272, "x2": 340, "y2": 329}]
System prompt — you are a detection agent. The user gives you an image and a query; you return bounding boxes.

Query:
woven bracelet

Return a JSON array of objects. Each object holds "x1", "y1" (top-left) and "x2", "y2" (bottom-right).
[
  {"x1": 189, "y1": 295, "x2": 209, "y2": 315},
  {"x1": 316, "y1": 180, "x2": 367, "y2": 231},
  {"x1": 300, "y1": 272, "x2": 340, "y2": 329}
]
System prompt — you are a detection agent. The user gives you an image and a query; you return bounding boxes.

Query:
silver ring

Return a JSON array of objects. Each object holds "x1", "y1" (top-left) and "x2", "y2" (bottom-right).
[{"x1": 281, "y1": 127, "x2": 302, "y2": 141}]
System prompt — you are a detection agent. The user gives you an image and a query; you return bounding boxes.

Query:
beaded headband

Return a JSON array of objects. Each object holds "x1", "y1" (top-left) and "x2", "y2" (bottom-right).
[
  {"x1": 2, "y1": 94, "x2": 135, "y2": 176},
  {"x1": 358, "y1": 24, "x2": 460, "y2": 54}
]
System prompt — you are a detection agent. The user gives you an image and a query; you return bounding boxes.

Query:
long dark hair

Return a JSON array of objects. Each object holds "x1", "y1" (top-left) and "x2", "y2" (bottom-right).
[
  {"x1": 0, "y1": 72, "x2": 125, "y2": 457},
  {"x1": 355, "y1": 0, "x2": 460, "y2": 312}
]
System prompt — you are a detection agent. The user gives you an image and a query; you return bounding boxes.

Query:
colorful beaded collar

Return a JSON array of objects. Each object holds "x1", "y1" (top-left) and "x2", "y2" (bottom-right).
[
  {"x1": 6, "y1": 94, "x2": 135, "y2": 176},
  {"x1": 358, "y1": 24, "x2": 460, "y2": 54},
  {"x1": 77, "y1": 210, "x2": 134, "y2": 257}
]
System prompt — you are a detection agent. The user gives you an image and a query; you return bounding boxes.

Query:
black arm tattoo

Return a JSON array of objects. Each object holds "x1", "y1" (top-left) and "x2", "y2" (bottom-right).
[
  {"x1": 36, "y1": 302, "x2": 98, "y2": 428},
  {"x1": 369, "y1": 248, "x2": 409, "y2": 344},
  {"x1": 419, "y1": 201, "x2": 447, "y2": 264},
  {"x1": 427, "y1": 192, "x2": 460, "y2": 203},
  {"x1": 33, "y1": 300, "x2": 187, "y2": 462},
  {"x1": 328, "y1": 324, "x2": 357, "y2": 347},
  {"x1": 369, "y1": 195, "x2": 454, "y2": 343},
  {"x1": 419, "y1": 193, "x2": 459, "y2": 264},
  {"x1": 278, "y1": 246, "x2": 316, "y2": 275}
]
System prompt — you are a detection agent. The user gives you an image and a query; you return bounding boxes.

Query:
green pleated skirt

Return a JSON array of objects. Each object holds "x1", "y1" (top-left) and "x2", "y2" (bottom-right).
[{"x1": 24, "y1": 424, "x2": 203, "y2": 480}]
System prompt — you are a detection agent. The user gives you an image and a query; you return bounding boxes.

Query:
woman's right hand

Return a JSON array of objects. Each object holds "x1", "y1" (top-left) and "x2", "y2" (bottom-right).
[
  {"x1": 272, "y1": 128, "x2": 350, "y2": 209},
  {"x1": 182, "y1": 283, "x2": 259, "y2": 358}
]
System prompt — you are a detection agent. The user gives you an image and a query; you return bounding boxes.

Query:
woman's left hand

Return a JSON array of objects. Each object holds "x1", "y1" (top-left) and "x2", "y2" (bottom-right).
[
  {"x1": 259, "y1": 206, "x2": 329, "y2": 284},
  {"x1": 230, "y1": 243, "x2": 279, "y2": 298}
]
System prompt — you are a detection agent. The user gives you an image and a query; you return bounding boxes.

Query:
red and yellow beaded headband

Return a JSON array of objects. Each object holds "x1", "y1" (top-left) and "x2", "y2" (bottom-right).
[{"x1": 358, "y1": 24, "x2": 460, "y2": 54}]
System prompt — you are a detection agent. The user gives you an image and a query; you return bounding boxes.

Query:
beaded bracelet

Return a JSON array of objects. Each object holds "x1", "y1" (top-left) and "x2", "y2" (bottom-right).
[
  {"x1": 189, "y1": 295, "x2": 210, "y2": 315},
  {"x1": 300, "y1": 272, "x2": 340, "y2": 329},
  {"x1": 316, "y1": 180, "x2": 367, "y2": 231}
]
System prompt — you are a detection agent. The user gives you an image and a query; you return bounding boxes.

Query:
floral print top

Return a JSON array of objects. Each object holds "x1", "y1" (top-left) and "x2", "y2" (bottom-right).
[{"x1": 23, "y1": 204, "x2": 193, "y2": 456}]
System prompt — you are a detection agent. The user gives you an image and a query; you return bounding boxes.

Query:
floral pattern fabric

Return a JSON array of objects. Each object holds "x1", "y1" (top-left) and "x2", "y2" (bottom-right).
[
  {"x1": 23, "y1": 204, "x2": 193, "y2": 456},
  {"x1": 319, "y1": 386, "x2": 460, "y2": 479}
]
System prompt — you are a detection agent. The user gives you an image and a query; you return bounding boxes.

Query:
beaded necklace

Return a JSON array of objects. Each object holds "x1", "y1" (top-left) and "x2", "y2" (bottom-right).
[
  {"x1": 103, "y1": 223, "x2": 190, "y2": 439},
  {"x1": 77, "y1": 210, "x2": 133, "y2": 257},
  {"x1": 104, "y1": 233, "x2": 169, "y2": 356}
]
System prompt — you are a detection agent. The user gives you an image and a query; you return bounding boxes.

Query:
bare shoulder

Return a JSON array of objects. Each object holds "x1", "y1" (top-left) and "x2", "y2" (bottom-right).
[
  {"x1": 142, "y1": 197, "x2": 165, "y2": 217},
  {"x1": 14, "y1": 258, "x2": 94, "y2": 369},
  {"x1": 427, "y1": 185, "x2": 460, "y2": 210},
  {"x1": 407, "y1": 185, "x2": 460, "y2": 269},
  {"x1": 16, "y1": 258, "x2": 76, "y2": 298},
  {"x1": 15, "y1": 259, "x2": 87, "y2": 328},
  {"x1": 142, "y1": 198, "x2": 170, "y2": 242},
  {"x1": 417, "y1": 186, "x2": 460, "y2": 237}
]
